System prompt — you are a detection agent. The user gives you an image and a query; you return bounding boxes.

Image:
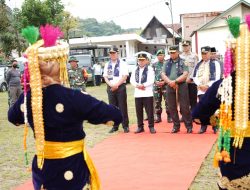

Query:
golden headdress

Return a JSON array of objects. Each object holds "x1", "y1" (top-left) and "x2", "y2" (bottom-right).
[
  {"x1": 214, "y1": 14, "x2": 250, "y2": 167},
  {"x1": 22, "y1": 24, "x2": 69, "y2": 169}
]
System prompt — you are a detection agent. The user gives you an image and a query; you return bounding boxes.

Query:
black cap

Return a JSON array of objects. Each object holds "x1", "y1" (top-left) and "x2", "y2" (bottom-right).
[
  {"x1": 210, "y1": 47, "x2": 216, "y2": 53},
  {"x1": 137, "y1": 53, "x2": 148, "y2": 60},
  {"x1": 182, "y1": 40, "x2": 191, "y2": 46},
  {"x1": 156, "y1": 49, "x2": 165, "y2": 56},
  {"x1": 201, "y1": 46, "x2": 211, "y2": 53},
  {"x1": 169, "y1": 45, "x2": 179, "y2": 53},
  {"x1": 109, "y1": 46, "x2": 119, "y2": 53}
]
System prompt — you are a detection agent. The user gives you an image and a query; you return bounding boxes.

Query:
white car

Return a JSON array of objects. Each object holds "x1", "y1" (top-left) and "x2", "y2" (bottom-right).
[
  {"x1": 122, "y1": 57, "x2": 137, "y2": 83},
  {"x1": 0, "y1": 66, "x2": 8, "y2": 92}
]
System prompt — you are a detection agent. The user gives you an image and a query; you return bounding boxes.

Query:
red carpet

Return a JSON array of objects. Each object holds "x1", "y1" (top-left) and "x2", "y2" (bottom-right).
[{"x1": 15, "y1": 116, "x2": 217, "y2": 190}]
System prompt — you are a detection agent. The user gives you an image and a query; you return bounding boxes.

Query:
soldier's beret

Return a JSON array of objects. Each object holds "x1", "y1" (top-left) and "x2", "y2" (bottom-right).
[
  {"x1": 156, "y1": 49, "x2": 165, "y2": 56},
  {"x1": 169, "y1": 45, "x2": 179, "y2": 53},
  {"x1": 68, "y1": 56, "x2": 79, "y2": 62}
]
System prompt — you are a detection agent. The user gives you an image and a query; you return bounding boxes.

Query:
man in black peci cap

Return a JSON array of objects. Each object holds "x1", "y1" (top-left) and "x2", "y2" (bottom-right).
[
  {"x1": 192, "y1": 46, "x2": 221, "y2": 134},
  {"x1": 103, "y1": 46, "x2": 130, "y2": 133},
  {"x1": 211, "y1": 47, "x2": 223, "y2": 78},
  {"x1": 161, "y1": 45, "x2": 193, "y2": 134}
]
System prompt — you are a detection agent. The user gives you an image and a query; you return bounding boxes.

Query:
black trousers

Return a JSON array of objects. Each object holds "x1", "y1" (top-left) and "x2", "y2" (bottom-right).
[
  {"x1": 95, "y1": 75, "x2": 101, "y2": 86},
  {"x1": 188, "y1": 83, "x2": 197, "y2": 112},
  {"x1": 135, "y1": 96, "x2": 154, "y2": 129},
  {"x1": 107, "y1": 84, "x2": 129, "y2": 129},
  {"x1": 166, "y1": 83, "x2": 193, "y2": 129}
]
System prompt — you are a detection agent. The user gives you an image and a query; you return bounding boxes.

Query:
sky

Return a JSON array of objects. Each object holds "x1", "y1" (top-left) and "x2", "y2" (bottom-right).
[{"x1": 6, "y1": 0, "x2": 250, "y2": 29}]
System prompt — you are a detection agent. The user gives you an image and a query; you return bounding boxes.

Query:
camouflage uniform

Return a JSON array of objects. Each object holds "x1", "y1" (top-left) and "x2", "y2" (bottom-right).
[
  {"x1": 68, "y1": 67, "x2": 86, "y2": 91},
  {"x1": 152, "y1": 61, "x2": 171, "y2": 123}
]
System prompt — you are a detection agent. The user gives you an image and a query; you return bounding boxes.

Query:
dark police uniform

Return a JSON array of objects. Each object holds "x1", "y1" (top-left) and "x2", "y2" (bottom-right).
[
  {"x1": 192, "y1": 72, "x2": 250, "y2": 189},
  {"x1": 8, "y1": 84, "x2": 123, "y2": 190}
]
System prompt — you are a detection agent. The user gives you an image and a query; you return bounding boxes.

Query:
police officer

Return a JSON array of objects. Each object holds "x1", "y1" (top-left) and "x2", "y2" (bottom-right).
[
  {"x1": 161, "y1": 45, "x2": 193, "y2": 134},
  {"x1": 180, "y1": 40, "x2": 199, "y2": 112},
  {"x1": 152, "y1": 49, "x2": 172, "y2": 123},
  {"x1": 67, "y1": 56, "x2": 88, "y2": 91}
]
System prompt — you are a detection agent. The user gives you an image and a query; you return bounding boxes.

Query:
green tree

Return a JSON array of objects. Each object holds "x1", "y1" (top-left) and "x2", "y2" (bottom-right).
[
  {"x1": 21, "y1": 0, "x2": 64, "y2": 27},
  {"x1": 21, "y1": 0, "x2": 49, "y2": 27},
  {"x1": 11, "y1": 8, "x2": 26, "y2": 57},
  {"x1": 60, "y1": 11, "x2": 78, "y2": 43},
  {"x1": 0, "y1": 0, "x2": 15, "y2": 58},
  {"x1": 45, "y1": 0, "x2": 64, "y2": 25}
]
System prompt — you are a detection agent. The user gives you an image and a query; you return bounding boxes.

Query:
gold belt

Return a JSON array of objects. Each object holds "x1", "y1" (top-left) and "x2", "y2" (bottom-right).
[{"x1": 43, "y1": 139, "x2": 100, "y2": 190}]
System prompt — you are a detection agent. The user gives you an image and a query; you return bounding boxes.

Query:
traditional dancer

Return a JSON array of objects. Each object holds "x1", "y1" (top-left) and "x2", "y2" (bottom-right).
[{"x1": 8, "y1": 25, "x2": 123, "y2": 190}]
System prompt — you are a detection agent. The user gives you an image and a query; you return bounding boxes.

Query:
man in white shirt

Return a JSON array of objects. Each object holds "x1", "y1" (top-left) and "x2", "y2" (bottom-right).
[
  {"x1": 130, "y1": 52, "x2": 156, "y2": 134},
  {"x1": 103, "y1": 46, "x2": 130, "y2": 133},
  {"x1": 192, "y1": 46, "x2": 221, "y2": 134},
  {"x1": 93, "y1": 62, "x2": 102, "y2": 86}
]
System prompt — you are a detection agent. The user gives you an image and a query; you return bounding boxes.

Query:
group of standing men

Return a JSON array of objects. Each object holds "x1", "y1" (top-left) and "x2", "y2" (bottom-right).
[
  {"x1": 101, "y1": 41, "x2": 222, "y2": 134},
  {"x1": 6, "y1": 41, "x2": 221, "y2": 135}
]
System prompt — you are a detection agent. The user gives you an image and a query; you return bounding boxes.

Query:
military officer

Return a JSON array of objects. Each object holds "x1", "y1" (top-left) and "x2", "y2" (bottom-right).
[
  {"x1": 161, "y1": 45, "x2": 193, "y2": 134},
  {"x1": 152, "y1": 49, "x2": 172, "y2": 123},
  {"x1": 67, "y1": 56, "x2": 88, "y2": 91}
]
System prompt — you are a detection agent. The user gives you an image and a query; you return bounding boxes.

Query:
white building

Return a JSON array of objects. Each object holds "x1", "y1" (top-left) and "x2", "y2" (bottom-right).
[
  {"x1": 69, "y1": 33, "x2": 146, "y2": 58},
  {"x1": 191, "y1": 0, "x2": 250, "y2": 59}
]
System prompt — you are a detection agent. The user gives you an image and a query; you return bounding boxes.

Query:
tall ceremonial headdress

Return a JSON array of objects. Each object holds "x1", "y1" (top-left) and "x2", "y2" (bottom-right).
[
  {"x1": 21, "y1": 25, "x2": 69, "y2": 169},
  {"x1": 214, "y1": 14, "x2": 250, "y2": 166}
]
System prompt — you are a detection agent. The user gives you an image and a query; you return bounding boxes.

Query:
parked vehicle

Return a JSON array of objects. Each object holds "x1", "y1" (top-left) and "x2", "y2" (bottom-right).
[
  {"x1": 0, "y1": 66, "x2": 8, "y2": 92},
  {"x1": 122, "y1": 57, "x2": 137, "y2": 83}
]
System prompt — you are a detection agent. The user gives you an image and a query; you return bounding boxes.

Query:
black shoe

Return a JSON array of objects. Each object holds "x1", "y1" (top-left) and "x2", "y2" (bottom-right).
[
  {"x1": 135, "y1": 127, "x2": 145, "y2": 134},
  {"x1": 124, "y1": 127, "x2": 129, "y2": 133},
  {"x1": 212, "y1": 126, "x2": 218, "y2": 134},
  {"x1": 187, "y1": 128, "x2": 193, "y2": 134},
  {"x1": 109, "y1": 127, "x2": 118, "y2": 133},
  {"x1": 198, "y1": 125, "x2": 207, "y2": 134},
  {"x1": 171, "y1": 127, "x2": 180, "y2": 133},
  {"x1": 149, "y1": 127, "x2": 156, "y2": 134},
  {"x1": 167, "y1": 116, "x2": 173, "y2": 123},
  {"x1": 154, "y1": 117, "x2": 162, "y2": 123}
]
